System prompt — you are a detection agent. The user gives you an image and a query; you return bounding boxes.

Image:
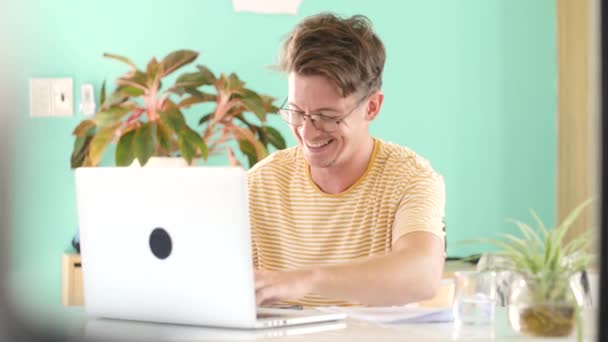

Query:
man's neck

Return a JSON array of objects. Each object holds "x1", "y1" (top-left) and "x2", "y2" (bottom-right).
[{"x1": 309, "y1": 137, "x2": 375, "y2": 194}]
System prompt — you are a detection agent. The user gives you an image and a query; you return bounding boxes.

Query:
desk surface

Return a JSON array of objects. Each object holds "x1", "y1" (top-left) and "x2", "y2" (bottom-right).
[{"x1": 62, "y1": 307, "x2": 596, "y2": 341}]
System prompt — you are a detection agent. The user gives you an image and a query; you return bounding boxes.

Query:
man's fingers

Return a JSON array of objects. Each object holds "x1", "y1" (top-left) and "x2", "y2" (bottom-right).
[{"x1": 256, "y1": 286, "x2": 279, "y2": 306}]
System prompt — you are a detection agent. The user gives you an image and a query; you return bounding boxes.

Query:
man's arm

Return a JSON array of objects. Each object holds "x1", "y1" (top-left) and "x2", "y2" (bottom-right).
[{"x1": 255, "y1": 231, "x2": 444, "y2": 306}]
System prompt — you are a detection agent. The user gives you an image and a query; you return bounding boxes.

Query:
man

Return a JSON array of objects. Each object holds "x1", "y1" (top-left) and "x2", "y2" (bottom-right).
[{"x1": 249, "y1": 13, "x2": 445, "y2": 307}]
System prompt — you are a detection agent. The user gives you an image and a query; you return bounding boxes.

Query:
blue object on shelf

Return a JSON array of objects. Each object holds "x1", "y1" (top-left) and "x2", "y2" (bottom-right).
[{"x1": 72, "y1": 231, "x2": 80, "y2": 253}]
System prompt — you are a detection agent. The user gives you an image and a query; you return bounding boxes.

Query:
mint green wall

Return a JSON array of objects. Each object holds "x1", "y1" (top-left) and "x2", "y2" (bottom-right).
[{"x1": 9, "y1": 0, "x2": 555, "y2": 323}]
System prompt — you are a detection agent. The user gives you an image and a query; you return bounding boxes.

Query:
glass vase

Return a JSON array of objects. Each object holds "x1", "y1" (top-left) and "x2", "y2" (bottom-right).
[{"x1": 507, "y1": 273, "x2": 579, "y2": 337}]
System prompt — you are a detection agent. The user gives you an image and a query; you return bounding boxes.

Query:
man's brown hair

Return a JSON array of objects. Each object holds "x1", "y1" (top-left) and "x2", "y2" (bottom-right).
[{"x1": 279, "y1": 13, "x2": 386, "y2": 97}]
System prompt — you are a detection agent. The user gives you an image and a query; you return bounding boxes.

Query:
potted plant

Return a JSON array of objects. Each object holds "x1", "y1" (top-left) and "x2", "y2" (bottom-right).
[
  {"x1": 478, "y1": 200, "x2": 594, "y2": 339},
  {"x1": 70, "y1": 49, "x2": 286, "y2": 169}
]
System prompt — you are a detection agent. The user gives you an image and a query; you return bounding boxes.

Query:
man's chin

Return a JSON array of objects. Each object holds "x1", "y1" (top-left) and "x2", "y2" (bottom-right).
[{"x1": 305, "y1": 155, "x2": 337, "y2": 169}]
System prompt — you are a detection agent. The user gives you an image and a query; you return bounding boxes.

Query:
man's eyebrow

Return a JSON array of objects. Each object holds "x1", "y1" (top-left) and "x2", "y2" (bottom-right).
[{"x1": 288, "y1": 102, "x2": 340, "y2": 113}]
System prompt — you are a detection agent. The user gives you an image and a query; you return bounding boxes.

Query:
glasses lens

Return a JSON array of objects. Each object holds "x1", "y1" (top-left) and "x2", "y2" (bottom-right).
[
  {"x1": 317, "y1": 118, "x2": 337, "y2": 132},
  {"x1": 279, "y1": 109, "x2": 301, "y2": 126}
]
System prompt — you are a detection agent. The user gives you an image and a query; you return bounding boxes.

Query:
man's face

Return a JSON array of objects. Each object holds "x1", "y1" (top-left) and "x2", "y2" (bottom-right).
[{"x1": 287, "y1": 72, "x2": 373, "y2": 170}]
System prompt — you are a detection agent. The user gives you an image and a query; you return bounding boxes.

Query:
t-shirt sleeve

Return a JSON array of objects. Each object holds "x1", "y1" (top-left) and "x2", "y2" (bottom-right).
[{"x1": 392, "y1": 169, "x2": 446, "y2": 245}]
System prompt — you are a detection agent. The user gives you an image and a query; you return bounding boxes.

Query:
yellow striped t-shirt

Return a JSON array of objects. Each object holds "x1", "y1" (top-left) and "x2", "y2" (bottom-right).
[{"x1": 247, "y1": 138, "x2": 445, "y2": 306}]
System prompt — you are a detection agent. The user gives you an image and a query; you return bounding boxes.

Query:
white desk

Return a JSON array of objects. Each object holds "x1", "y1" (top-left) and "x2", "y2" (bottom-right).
[{"x1": 74, "y1": 308, "x2": 597, "y2": 341}]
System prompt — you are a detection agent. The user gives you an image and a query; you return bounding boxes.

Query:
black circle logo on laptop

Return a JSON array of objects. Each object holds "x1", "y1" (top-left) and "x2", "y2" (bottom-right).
[{"x1": 149, "y1": 227, "x2": 172, "y2": 259}]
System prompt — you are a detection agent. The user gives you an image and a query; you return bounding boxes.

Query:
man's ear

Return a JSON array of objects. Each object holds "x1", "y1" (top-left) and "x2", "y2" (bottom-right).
[{"x1": 365, "y1": 91, "x2": 384, "y2": 121}]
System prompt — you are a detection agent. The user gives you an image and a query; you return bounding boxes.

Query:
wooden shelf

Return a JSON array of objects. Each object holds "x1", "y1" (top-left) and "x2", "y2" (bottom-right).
[{"x1": 61, "y1": 253, "x2": 83, "y2": 306}]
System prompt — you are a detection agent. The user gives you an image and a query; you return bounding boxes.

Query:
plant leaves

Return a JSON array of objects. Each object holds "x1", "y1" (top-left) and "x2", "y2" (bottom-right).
[
  {"x1": 197, "y1": 65, "x2": 216, "y2": 84},
  {"x1": 158, "y1": 108, "x2": 186, "y2": 133},
  {"x1": 103, "y1": 53, "x2": 138, "y2": 71},
  {"x1": 238, "y1": 139, "x2": 257, "y2": 168},
  {"x1": 181, "y1": 127, "x2": 208, "y2": 160},
  {"x1": 115, "y1": 129, "x2": 137, "y2": 166},
  {"x1": 94, "y1": 106, "x2": 132, "y2": 126},
  {"x1": 99, "y1": 80, "x2": 107, "y2": 107},
  {"x1": 70, "y1": 135, "x2": 93, "y2": 168},
  {"x1": 226, "y1": 73, "x2": 245, "y2": 91},
  {"x1": 178, "y1": 135, "x2": 195, "y2": 165},
  {"x1": 72, "y1": 120, "x2": 96, "y2": 137},
  {"x1": 101, "y1": 91, "x2": 129, "y2": 111},
  {"x1": 156, "y1": 121, "x2": 173, "y2": 155},
  {"x1": 146, "y1": 57, "x2": 162, "y2": 88},
  {"x1": 174, "y1": 71, "x2": 210, "y2": 89},
  {"x1": 228, "y1": 124, "x2": 268, "y2": 161},
  {"x1": 507, "y1": 218, "x2": 544, "y2": 250},
  {"x1": 530, "y1": 210, "x2": 550, "y2": 239},
  {"x1": 554, "y1": 199, "x2": 593, "y2": 245},
  {"x1": 116, "y1": 70, "x2": 148, "y2": 91},
  {"x1": 118, "y1": 86, "x2": 145, "y2": 97},
  {"x1": 133, "y1": 122, "x2": 157, "y2": 166},
  {"x1": 161, "y1": 50, "x2": 199, "y2": 77},
  {"x1": 198, "y1": 112, "x2": 215, "y2": 126},
  {"x1": 241, "y1": 89, "x2": 266, "y2": 121},
  {"x1": 264, "y1": 126, "x2": 286, "y2": 150},
  {"x1": 177, "y1": 92, "x2": 216, "y2": 108},
  {"x1": 88, "y1": 122, "x2": 121, "y2": 166}
]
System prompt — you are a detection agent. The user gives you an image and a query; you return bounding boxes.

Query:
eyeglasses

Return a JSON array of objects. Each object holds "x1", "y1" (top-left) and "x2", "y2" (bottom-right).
[{"x1": 277, "y1": 94, "x2": 370, "y2": 133}]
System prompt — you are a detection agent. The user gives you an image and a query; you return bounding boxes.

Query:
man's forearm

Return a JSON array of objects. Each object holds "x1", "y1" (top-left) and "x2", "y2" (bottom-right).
[{"x1": 309, "y1": 235, "x2": 444, "y2": 306}]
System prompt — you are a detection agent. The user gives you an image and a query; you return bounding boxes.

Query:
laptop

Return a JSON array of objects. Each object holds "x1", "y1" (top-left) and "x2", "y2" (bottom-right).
[{"x1": 75, "y1": 166, "x2": 346, "y2": 329}]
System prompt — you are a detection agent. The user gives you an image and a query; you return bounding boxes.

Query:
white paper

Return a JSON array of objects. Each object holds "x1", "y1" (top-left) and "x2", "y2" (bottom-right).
[{"x1": 317, "y1": 304, "x2": 453, "y2": 324}]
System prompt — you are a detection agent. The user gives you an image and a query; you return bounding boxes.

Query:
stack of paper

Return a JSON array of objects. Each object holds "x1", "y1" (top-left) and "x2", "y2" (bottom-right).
[{"x1": 317, "y1": 304, "x2": 453, "y2": 324}]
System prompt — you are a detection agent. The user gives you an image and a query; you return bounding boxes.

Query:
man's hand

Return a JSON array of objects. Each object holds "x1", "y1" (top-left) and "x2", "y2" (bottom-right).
[{"x1": 254, "y1": 269, "x2": 317, "y2": 306}]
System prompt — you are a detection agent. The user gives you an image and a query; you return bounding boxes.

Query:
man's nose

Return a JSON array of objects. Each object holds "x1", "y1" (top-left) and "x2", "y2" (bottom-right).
[{"x1": 300, "y1": 116, "x2": 321, "y2": 137}]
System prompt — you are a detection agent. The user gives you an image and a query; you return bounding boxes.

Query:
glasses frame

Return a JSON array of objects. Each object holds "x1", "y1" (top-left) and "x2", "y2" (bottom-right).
[{"x1": 277, "y1": 93, "x2": 371, "y2": 132}]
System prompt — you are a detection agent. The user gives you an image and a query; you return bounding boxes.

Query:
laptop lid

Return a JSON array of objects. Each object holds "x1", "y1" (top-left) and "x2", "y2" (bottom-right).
[{"x1": 75, "y1": 167, "x2": 258, "y2": 328}]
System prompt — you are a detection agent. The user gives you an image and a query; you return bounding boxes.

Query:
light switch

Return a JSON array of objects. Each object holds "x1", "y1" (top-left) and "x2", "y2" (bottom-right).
[
  {"x1": 29, "y1": 79, "x2": 52, "y2": 117},
  {"x1": 29, "y1": 78, "x2": 73, "y2": 117},
  {"x1": 51, "y1": 78, "x2": 73, "y2": 116}
]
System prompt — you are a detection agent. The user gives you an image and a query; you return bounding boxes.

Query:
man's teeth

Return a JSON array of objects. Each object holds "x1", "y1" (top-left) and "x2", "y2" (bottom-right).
[{"x1": 307, "y1": 140, "x2": 332, "y2": 148}]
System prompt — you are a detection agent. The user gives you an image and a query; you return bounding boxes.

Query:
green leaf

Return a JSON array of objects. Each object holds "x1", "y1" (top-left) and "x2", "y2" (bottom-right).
[
  {"x1": 227, "y1": 73, "x2": 245, "y2": 91},
  {"x1": 178, "y1": 135, "x2": 195, "y2": 164},
  {"x1": 161, "y1": 50, "x2": 199, "y2": 77},
  {"x1": 156, "y1": 122, "x2": 173, "y2": 154},
  {"x1": 197, "y1": 65, "x2": 216, "y2": 84},
  {"x1": 174, "y1": 71, "x2": 209, "y2": 88},
  {"x1": 94, "y1": 106, "x2": 132, "y2": 126},
  {"x1": 158, "y1": 108, "x2": 186, "y2": 133},
  {"x1": 116, "y1": 70, "x2": 148, "y2": 91},
  {"x1": 182, "y1": 127, "x2": 208, "y2": 160},
  {"x1": 115, "y1": 129, "x2": 137, "y2": 166},
  {"x1": 198, "y1": 112, "x2": 215, "y2": 126},
  {"x1": 529, "y1": 210, "x2": 549, "y2": 239},
  {"x1": 177, "y1": 92, "x2": 216, "y2": 108},
  {"x1": 70, "y1": 135, "x2": 93, "y2": 168},
  {"x1": 238, "y1": 139, "x2": 257, "y2": 168},
  {"x1": 72, "y1": 120, "x2": 96, "y2": 137},
  {"x1": 101, "y1": 91, "x2": 129, "y2": 111},
  {"x1": 506, "y1": 219, "x2": 544, "y2": 251},
  {"x1": 256, "y1": 126, "x2": 268, "y2": 148},
  {"x1": 88, "y1": 122, "x2": 121, "y2": 166},
  {"x1": 264, "y1": 126, "x2": 286, "y2": 150},
  {"x1": 259, "y1": 94, "x2": 279, "y2": 113},
  {"x1": 133, "y1": 122, "x2": 157, "y2": 166},
  {"x1": 118, "y1": 86, "x2": 145, "y2": 97},
  {"x1": 146, "y1": 57, "x2": 161, "y2": 87},
  {"x1": 554, "y1": 199, "x2": 593, "y2": 245},
  {"x1": 99, "y1": 80, "x2": 107, "y2": 107},
  {"x1": 103, "y1": 53, "x2": 138, "y2": 71},
  {"x1": 241, "y1": 89, "x2": 266, "y2": 121}
]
